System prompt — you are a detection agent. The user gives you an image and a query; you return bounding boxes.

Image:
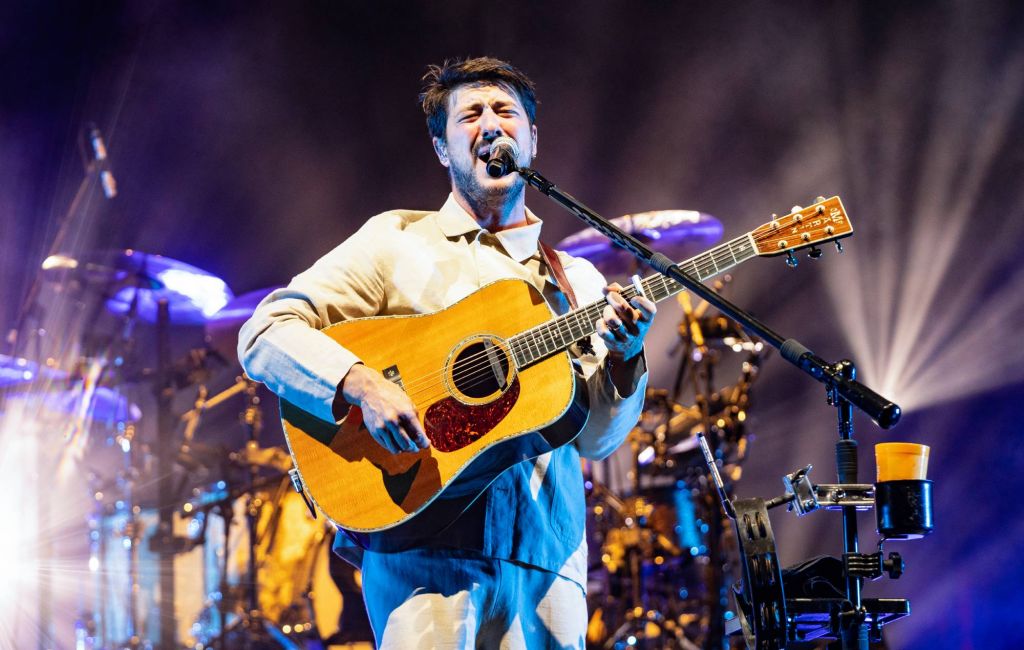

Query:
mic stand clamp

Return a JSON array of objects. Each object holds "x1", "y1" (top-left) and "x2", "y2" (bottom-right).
[{"x1": 766, "y1": 465, "x2": 876, "y2": 515}]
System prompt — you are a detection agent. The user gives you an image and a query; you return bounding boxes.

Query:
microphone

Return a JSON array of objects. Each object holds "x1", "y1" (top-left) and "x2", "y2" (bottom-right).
[
  {"x1": 88, "y1": 126, "x2": 117, "y2": 199},
  {"x1": 485, "y1": 136, "x2": 520, "y2": 178}
]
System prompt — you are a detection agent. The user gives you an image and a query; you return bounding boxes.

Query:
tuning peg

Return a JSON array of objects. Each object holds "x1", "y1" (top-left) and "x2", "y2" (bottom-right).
[
  {"x1": 834, "y1": 240, "x2": 844, "y2": 253},
  {"x1": 807, "y1": 246, "x2": 823, "y2": 260},
  {"x1": 785, "y1": 251, "x2": 799, "y2": 267},
  {"x1": 815, "y1": 195, "x2": 826, "y2": 203}
]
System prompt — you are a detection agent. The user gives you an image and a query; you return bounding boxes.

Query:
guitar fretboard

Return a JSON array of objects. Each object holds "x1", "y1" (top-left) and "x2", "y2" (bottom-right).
[{"x1": 509, "y1": 233, "x2": 757, "y2": 367}]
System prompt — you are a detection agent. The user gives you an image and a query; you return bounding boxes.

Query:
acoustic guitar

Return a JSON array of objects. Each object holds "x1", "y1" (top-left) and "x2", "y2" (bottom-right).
[{"x1": 281, "y1": 196, "x2": 852, "y2": 536}]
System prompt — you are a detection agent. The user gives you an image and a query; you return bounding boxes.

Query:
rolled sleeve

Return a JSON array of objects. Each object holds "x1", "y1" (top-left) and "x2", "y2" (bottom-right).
[
  {"x1": 572, "y1": 346, "x2": 648, "y2": 460},
  {"x1": 238, "y1": 298, "x2": 362, "y2": 423}
]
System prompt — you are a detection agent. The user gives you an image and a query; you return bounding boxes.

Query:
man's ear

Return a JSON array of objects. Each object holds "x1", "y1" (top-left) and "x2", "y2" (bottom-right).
[
  {"x1": 530, "y1": 124, "x2": 538, "y2": 159},
  {"x1": 432, "y1": 137, "x2": 450, "y2": 168}
]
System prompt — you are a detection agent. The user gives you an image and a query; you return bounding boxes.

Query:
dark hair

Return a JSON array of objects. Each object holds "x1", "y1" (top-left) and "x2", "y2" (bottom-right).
[{"x1": 419, "y1": 57, "x2": 538, "y2": 140}]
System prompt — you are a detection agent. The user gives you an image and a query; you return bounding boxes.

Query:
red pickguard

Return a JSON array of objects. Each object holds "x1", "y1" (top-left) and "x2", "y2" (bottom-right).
[{"x1": 423, "y1": 379, "x2": 521, "y2": 452}]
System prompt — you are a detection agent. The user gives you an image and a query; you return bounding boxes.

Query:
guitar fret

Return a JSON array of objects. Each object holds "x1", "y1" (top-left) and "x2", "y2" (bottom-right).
[
  {"x1": 726, "y1": 240, "x2": 740, "y2": 265},
  {"x1": 572, "y1": 310, "x2": 586, "y2": 339},
  {"x1": 555, "y1": 321, "x2": 568, "y2": 348},
  {"x1": 713, "y1": 247, "x2": 731, "y2": 268}
]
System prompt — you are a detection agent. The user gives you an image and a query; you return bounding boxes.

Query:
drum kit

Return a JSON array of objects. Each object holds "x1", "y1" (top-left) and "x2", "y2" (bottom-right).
[
  {"x1": 2, "y1": 207, "x2": 760, "y2": 649},
  {"x1": 2, "y1": 250, "x2": 348, "y2": 649}
]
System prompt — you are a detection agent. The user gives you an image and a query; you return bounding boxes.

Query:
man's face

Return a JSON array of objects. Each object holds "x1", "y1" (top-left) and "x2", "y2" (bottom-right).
[{"x1": 432, "y1": 83, "x2": 538, "y2": 205}]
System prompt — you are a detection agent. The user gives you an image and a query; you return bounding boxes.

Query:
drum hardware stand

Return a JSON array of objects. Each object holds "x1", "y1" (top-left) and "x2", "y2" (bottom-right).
[
  {"x1": 601, "y1": 442, "x2": 693, "y2": 650},
  {"x1": 72, "y1": 257, "x2": 151, "y2": 650},
  {"x1": 121, "y1": 298, "x2": 174, "y2": 649},
  {"x1": 615, "y1": 269, "x2": 761, "y2": 649},
  {"x1": 81, "y1": 279, "x2": 150, "y2": 650},
  {"x1": 683, "y1": 302, "x2": 727, "y2": 650},
  {"x1": 213, "y1": 378, "x2": 302, "y2": 650},
  {"x1": 597, "y1": 337, "x2": 761, "y2": 646}
]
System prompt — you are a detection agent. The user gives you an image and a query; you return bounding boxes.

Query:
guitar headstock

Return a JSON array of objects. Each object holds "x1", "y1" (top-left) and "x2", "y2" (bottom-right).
[{"x1": 751, "y1": 196, "x2": 852, "y2": 262}]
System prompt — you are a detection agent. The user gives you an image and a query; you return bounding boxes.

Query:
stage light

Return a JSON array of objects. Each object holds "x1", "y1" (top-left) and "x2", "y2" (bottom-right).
[{"x1": 824, "y1": 49, "x2": 1024, "y2": 413}]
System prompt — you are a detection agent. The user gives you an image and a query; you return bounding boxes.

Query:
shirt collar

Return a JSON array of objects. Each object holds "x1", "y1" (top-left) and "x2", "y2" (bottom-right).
[{"x1": 436, "y1": 193, "x2": 543, "y2": 263}]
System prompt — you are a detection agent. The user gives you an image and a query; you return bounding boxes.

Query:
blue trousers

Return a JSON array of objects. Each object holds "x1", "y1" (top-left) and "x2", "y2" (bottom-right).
[{"x1": 360, "y1": 548, "x2": 587, "y2": 649}]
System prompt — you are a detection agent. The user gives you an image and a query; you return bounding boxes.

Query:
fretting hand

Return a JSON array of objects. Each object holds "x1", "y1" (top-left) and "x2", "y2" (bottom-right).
[{"x1": 594, "y1": 282, "x2": 656, "y2": 362}]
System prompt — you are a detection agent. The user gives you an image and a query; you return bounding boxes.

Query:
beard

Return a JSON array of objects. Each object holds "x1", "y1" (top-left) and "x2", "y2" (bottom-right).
[{"x1": 449, "y1": 156, "x2": 526, "y2": 214}]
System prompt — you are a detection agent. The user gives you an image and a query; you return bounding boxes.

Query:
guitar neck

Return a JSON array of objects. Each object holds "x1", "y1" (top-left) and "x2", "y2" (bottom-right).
[{"x1": 510, "y1": 232, "x2": 758, "y2": 367}]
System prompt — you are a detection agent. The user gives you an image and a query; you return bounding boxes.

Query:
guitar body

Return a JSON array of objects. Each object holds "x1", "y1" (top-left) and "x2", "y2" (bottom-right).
[{"x1": 281, "y1": 278, "x2": 590, "y2": 536}]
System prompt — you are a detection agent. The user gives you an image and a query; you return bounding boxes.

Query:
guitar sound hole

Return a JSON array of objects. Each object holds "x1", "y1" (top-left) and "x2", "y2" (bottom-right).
[{"x1": 452, "y1": 341, "x2": 510, "y2": 399}]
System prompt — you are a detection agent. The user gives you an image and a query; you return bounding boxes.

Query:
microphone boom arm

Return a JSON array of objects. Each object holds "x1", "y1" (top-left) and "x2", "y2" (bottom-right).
[{"x1": 516, "y1": 165, "x2": 901, "y2": 428}]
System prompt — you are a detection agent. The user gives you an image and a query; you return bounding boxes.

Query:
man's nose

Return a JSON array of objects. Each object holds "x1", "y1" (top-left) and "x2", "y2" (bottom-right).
[{"x1": 479, "y1": 108, "x2": 503, "y2": 138}]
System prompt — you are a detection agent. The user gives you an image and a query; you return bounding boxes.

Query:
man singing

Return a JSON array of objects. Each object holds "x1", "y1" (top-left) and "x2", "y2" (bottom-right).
[{"x1": 239, "y1": 56, "x2": 656, "y2": 648}]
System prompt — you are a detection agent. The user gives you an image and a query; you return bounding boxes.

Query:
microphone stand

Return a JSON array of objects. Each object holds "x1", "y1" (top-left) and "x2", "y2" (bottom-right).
[{"x1": 516, "y1": 165, "x2": 902, "y2": 649}]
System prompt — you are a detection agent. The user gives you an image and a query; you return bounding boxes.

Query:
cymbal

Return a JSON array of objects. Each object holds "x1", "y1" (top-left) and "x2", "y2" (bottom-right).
[
  {"x1": 204, "y1": 286, "x2": 282, "y2": 360},
  {"x1": 556, "y1": 210, "x2": 723, "y2": 275},
  {"x1": 43, "y1": 250, "x2": 234, "y2": 325}
]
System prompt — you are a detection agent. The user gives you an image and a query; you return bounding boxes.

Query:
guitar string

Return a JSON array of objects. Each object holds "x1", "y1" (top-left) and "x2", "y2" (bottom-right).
[
  {"x1": 378, "y1": 220, "x2": 835, "y2": 401},
  {"x1": 394, "y1": 244, "x2": 729, "y2": 400}
]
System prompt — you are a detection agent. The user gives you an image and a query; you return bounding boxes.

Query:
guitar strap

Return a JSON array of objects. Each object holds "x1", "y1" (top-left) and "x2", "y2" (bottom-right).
[
  {"x1": 539, "y1": 241, "x2": 596, "y2": 356},
  {"x1": 538, "y1": 241, "x2": 579, "y2": 310}
]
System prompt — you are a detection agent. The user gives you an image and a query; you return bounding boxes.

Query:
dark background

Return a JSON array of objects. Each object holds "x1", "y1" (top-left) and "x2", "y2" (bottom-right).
[{"x1": 2, "y1": 1, "x2": 1023, "y2": 648}]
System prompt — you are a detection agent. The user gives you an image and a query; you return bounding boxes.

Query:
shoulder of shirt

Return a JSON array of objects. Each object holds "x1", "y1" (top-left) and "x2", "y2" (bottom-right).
[
  {"x1": 356, "y1": 209, "x2": 437, "y2": 234},
  {"x1": 310, "y1": 209, "x2": 437, "y2": 268}
]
